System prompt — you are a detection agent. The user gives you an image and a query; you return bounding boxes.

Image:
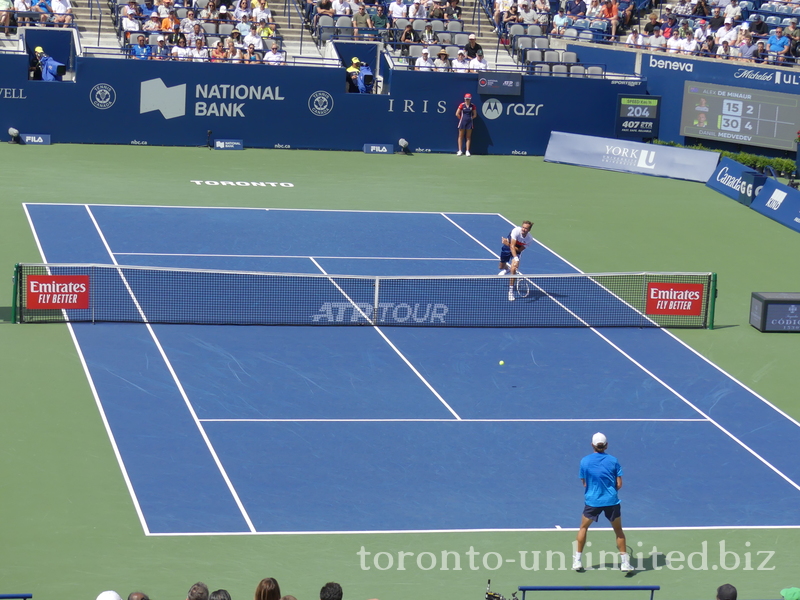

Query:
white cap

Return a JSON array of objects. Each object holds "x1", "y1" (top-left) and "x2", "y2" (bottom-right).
[
  {"x1": 468, "y1": 33, "x2": 476, "y2": 39},
  {"x1": 157, "y1": 34, "x2": 165, "y2": 40},
  {"x1": 592, "y1": 432, "x2": 607, "y2": 447},
  {"x1": 421, "y1": 48, "x2": 428, "y2": 53},
  {"x1": 96, "y1": 593, "x2": 123, "y2": 600},
  {"x1": 724, "y1": 16, "x2": 733, "y2": 24}
]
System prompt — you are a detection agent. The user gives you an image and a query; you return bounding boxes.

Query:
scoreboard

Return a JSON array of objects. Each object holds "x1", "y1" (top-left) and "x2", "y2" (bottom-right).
[{"x1": 680, "y1": 80, "x2": 800, "y2": 151}]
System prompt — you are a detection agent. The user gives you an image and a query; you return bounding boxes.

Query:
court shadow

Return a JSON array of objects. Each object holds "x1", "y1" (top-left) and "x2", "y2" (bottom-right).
[
  {"x1": 0, "y1": 307, "x2": 12, "y2": 323},
  {"x1": 710, "y1": 324, "x2": 739, "y2": 329},
  {"x1": 585, "y1": 553, "x2": 668, "y2": 577}
]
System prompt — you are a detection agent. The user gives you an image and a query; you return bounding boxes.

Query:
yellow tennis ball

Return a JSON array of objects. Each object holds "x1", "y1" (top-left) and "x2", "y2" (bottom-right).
[{"x1": 499, "y1": 361, "x2": 505, "y2": 366}]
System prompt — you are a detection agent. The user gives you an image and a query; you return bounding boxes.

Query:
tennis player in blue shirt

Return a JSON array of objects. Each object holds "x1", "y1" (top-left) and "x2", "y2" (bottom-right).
[{"x1": 573, "y1": 432, "x2": 633, "y2": 572}]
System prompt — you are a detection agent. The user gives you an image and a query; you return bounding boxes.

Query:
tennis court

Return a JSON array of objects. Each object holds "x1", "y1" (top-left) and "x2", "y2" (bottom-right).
[{"x1": 21, "y1": 202, "x2": 800, "y2": 536}]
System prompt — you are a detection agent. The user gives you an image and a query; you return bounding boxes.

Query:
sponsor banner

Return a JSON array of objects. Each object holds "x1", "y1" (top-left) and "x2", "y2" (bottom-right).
[
  {"x1": 750, "y1": 178, "x2": 800, "y2": 234},
  {"x1": 645, "y1": 282, "x2": 705, "y2": 316},
  {"x1": 544, "y1": 131, "x2": 719, "y2": 182},
  {"x1": 363, "y1": 143, "x2": 394, "y2": 154},
  {"x1": 214, "y1": 139, "x2": 244, "y2": 150},
  {"x1": 26, "y1": 275, "x2": 90, "y2": 309},
  {"x1": 705, "y1": 157, "x2": 762, "y2": 202},
  {"x1": 477, "y1": 72, "x2": 522, "y2": 96},
  {"x1": 21, "y1": 134, "x2": 51, "y2": 145}
]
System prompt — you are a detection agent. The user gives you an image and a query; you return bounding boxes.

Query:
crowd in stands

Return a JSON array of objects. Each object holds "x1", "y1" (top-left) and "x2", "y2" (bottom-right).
[
  {"x1": 97, "y1": 579, "x2": 356, "y2": 600},
  {"x1": 0, "y1": 0, "x2": 73, "y2": 36},
  {"x1": 120, "y1": 0, "x2": 287, "y2": 62}
]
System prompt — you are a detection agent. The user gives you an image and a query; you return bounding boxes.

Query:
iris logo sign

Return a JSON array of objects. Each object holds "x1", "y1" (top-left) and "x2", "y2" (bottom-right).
[{"x1": 140, "y1": 78, "x2": 187, "y2": 120}]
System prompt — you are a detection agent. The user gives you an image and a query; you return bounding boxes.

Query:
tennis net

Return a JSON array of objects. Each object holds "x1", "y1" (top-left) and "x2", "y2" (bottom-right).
[{"x1": 13, "y1": 263, "x2": 717, "y2": 329}]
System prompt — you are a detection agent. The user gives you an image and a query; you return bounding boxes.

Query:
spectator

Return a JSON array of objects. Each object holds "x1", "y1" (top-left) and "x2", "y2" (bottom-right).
[
  {"x1": 409, "y1": 0, "x2": 426, "y2": 19},
  {"x1": 171, "y1": 33, "x2": 191, "y2": 58},
  {"x1": 708, "y1": 7, "x2": 724, "y2": 30},
  {"x1": 256, "y1": 17, "x2": 276, "y2": 40},
  {"x1": 346, "y1": 54, "x2": 360, "y2": 74},
  {"x1": 433, "y1": 48, "x2": 450, "y2": 70},
  {"x1": 352, "y1": 3, "x2": 372, "y2": 36},
  {"x1": 332, "y1": 0, "x2": 351, "y2": 15},
  {"x1": 786, "y1": 18, "x2": 800, "y2": 56},
  {"x1": 315, "y1": 0, "x2": 334, "y2": 23},
  {"x1": 673, "y1": 0, "x2": 690, "y2": 16},
  {"x1": 233, "y1": 0, "x2": 250, "y2": 19},
  {"x1": 694, "y1": 19, "x2": 710, "y2": 42},
  {"x1": 717, "y1": 39, "x2": 733, "y2": 58},
  {"x1": 161, "y1": 8, "x2": 180, "y2": 32},
  {"x1": 681, "y1": 32, "x2": 698, "y2": 53},
  {"x1": 156, "y1": 0, "x2": 172, "y2": 18},
  {"x1": 320, "y1": 583, "x2": 343, "y2": 600},
  {"x1": 566, "y1": 0, "x2": 586, "y2": 20},
  {"x1": 677, "y1": 19, "x2": 692, "y2": 38},
  {"x1": 123, "y1": 0, "x2": 140, "y2": 18},
  {"x1": 752, "y1": 39, "x2": 767, "y2": 62},
  {"x1": 748, "y1": 14, "x2": 768, "y2": 39},
  {"x1": 586, "y1": 0, "x2": 601, "y2": 19},
  {"x1": 551, "y1": 7, "x2": 569, "y2": 35},
  {"x1": 415, "y1": 47, "x2": 434, "y2": 69},
  {"x1": 624, "y1": 28, "x2": 643, "y2": 46},
  {"x1": 469, "y1": 47, "x2": 487, "y2": 70},
  {"x1": 519, "y1": 1, "x2": 537, "y2": 24},
  {"x1": 372, "y1": 4, "x2": 388, "y2": 39},
  {"x1": 210, "y1": 592, "x2": 231, "y2": 600},
  {"x1": 190, "y1": 37, "x2": 209, "y2": 60},
  {"x1": 131, "y1": 34, "x2": 152, "y2": 57},
  {"x1": 250, "y1": 0, "x2": 268, "y2": 21},
  {"x1": 642, "y1": 12, "x2": 660, "y2": 35},
  {"x1": 503, "y1": 4, "x2": 521, "y2": 26},
  {"x1": 768, "y1": 26, "x2": 790, "y2": 62},
  {"x1": 244, "y1": 24, "x2": 263, "y2": 48},
  {"x1": 666, "y1": 28, "x2": 682, "y2": 52},
  {"x1": 242, "y1": 42, "x2": 259, "y2": 61},
  {"x1": 491, "y1": 0, "x2": 512, "y2": 32},
  {"x1": 127, "y1": 593, "x2": 150, "y2": 600},
  {"x1": 200, "y1": 1, "x2": 219, "y2": 26},
  {"x1": 152, "y1": 34, "x2": 170, "y2": 58},
  {"x1": 723, "y1": 0, "x2": 741, "y2": 23},
  {"x1": 264, "y1": 41, "x2": 285, "y2": 64},
  {"x1": 228, "y1": 38, "x2": 245, "y2": 61},
  {"x1": 661, "y1": 14, "x2": 677, "y2": 36},
  {"x1": 255, "y1": 579, "x2": 281, "y2": 600},
  {"x1": 229, "y1": 28, "x2": 244, "y2": 46},
  {"x1": 210, "y1": 39, "x2": 226, "y2": 61},
  {"x1": 388, "y1": 0, "x2": 406, "y2": 20},
  {"x1": 648, "y1": 27, "x2": 666, "y2": 50},
  {"x1": 180, "y1": 8, "x2": 199, "y2": 33},
  {"x1": 122, "y1": 11, "x2": 142, "y2": 39},
  {"x1": 715, "y1": 18, "x2": 737, "y2": 45},
  {"x1": 399, "y1": 23, "x2": 419, "y2": 55},
  {"x1": 14, "y1": 0, "x2": 34, "y2": 27},
  {"x1": 429, "y1": 0, "x2": 444, "y2": 19},
  {"x1": 717, "y1": 585, "x2": 737, "y2": 600},
  {"x1": 419, "y1": 21, "x2": 436, "y2": 43},
  {"x1": 218, "y1": 5, "x2": 230, "y2": 23},
  {"x1": 599, "y1": 0, "x2": 619, "y2": 39},
  {"x1": 144, "y1": 11, "x2": 162, "y2": 31},
  {"x1": 187, "y1": 22, "x2": 205, "y2": 45},
  {"x1": 188, "y1": 583, "x2": 210, "y2": 600},
  {"x1": 31, "y1": 0, "x2": 52, "y2": 23},
  {"x1": 237, "y1": 13, "x2": 253, "y2": 34},
  {"x1": 736, "y1": 32, "x2": 756, "y2": 59},
  {"x1": 692, "y1": 0, "x2": 710, "y2": 17},
  {"x1": 444, "y1": 0, "x2": 461, "y2": 20},
  {"x1": 464, "y1": 32, "x2": 482, "y2": 57},
  {"x1": 700, "y1": 35, "x2": 717, "y2": 56},
  {"x1": 451, "y1": 47, "x2": 470, "y2": 70},
  {"x1": 533, "y1": 0, "x2": 548, "y2": 24}
]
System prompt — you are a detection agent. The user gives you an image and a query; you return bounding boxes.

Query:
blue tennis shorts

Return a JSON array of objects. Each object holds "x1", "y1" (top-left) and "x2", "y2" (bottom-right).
[
  {"x1": 583, "y1": 503, "x2": 621, "y2": 523},
  {"x1": 499, "y1": 247, "x2": 520, "y2": 264}
]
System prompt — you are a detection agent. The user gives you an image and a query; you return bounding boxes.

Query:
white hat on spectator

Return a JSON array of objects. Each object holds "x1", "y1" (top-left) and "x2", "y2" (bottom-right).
[
  {"x1": 421, "y1": 47, "x2": 429, "y2": 53},
  {"x1": 157, "y1": 34, "x2": 165, "y2": 40},
  {"x1": 739, "y1": 21, "x2": 748, "y2": 28},
  {"x1": 96, "y1": 593, "x2": 123, "y2": 600},
  {"x1": 724, "y1": 16, "x2": 733, "y2": 24},
  {"x1": 150, "y1": 11, "x2": 159, "y2": 16},
  {"x1": 468, "y1": 33, "x2": 476, "y2": 39},
  {"x1": 219, "y1": 5, "x2": 227, "y2": 12}
]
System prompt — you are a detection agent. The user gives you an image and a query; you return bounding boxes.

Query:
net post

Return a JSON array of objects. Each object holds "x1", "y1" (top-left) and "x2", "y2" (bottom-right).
[
  {"x1": 11, "y1": 263, "x2": 20, "y2": 324},
  {"x1": 373, "y1": 276, "x2": 380, "y2": 325},
  {"x1": 707, "y1": 272, "x2": 717, "y2": 330}
]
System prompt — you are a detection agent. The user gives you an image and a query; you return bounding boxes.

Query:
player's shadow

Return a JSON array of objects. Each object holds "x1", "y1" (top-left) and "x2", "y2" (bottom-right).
[
  {"x1": 579, "y1": 553, "x2": 668, "y2": 577},
  {"x1": 523, "y1": 289, "x2": 569, "y2": 303}
]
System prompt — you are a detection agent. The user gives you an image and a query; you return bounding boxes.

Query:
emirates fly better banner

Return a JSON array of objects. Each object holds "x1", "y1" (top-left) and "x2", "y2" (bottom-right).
[
  {"x1": 645, "y1": 281, "x2": 705, "y2": 316},
  {"x1": 26, "y1": 275, "x2": 90, "y2": 309}
]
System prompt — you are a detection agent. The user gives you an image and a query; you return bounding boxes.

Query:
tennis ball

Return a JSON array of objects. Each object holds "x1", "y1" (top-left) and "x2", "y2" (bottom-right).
[{"x1": 499, "y1": 361, "x2": 505, "y2": 366}]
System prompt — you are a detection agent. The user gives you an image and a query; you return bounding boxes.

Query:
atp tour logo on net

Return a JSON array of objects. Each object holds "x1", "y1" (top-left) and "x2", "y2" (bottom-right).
[
  {"x1": 645, "y1": 282, "x2": 704, "y2": 316},
  {"x1": 601, "y1": 145, "x2": 656, "y2": 169},
  {"x1": 312, "y1": 302, "x2": 448, "y2": 324}
]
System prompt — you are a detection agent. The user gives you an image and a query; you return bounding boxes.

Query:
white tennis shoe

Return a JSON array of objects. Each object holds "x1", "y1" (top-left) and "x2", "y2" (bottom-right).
[
  {"x1": 456, "y1": 150, "x2": 463, "y2": 156},
  {"x1": 572, "y1": 557, "x2": 582, "y2": 571},
  {"x1": 465, "y1": 151, "x2": 471, "y2": 156},
  {"x1": 508, "y1": 288, "x2": 515, "y2": 302},
  {"x1": 497, "y1": 269, "x2": 507, "y2": 276},
  {"x1": 620, "y1": 560, "x2": 634, "y2": 572}
]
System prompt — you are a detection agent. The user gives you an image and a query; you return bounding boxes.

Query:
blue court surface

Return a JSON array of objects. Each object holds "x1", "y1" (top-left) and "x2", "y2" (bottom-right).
[{"x1": 24, "y1": 204, "x2": 800, "y2": 535}]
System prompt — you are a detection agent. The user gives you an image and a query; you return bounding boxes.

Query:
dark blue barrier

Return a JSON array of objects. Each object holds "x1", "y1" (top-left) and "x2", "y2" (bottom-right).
[
  {"x1": 750, "y1": 178, "x2": 800, "y2": 234},
  {"x1": 332, "y1": 41, "x2": 379, "y2": 69},
  {"x1": 0, "y1": 52, "x2": 645, "y2": 155},
  {"x1": 544, "y1": 131, "x2": 720, "y2": 181},
  {"x1": 706, "y1": 157, "x2": 763, "y2": 203},
  {"x1": 24, "y1": 28, "x2": 73, "y2": 67}
]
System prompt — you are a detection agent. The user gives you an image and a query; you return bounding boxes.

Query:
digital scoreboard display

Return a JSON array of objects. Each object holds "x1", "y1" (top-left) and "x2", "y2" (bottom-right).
[
  {"x1": 616, "y1": 95, "x2": 661, "y2": 139},
  {"x1": 681, "y1": 80, "x2": 800, "y2": 151}
]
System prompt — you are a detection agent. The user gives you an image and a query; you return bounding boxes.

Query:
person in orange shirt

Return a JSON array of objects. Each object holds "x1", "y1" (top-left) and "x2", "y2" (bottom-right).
[
  {"x1": 210, "y1": 39, "x2": 227, "y2": 62},
  {"x1": 161, "y1": 7, "x2": 180, "y2": 32},
  {"x1": 599, "y1": 0, "x2": 618, "y2": 39}
]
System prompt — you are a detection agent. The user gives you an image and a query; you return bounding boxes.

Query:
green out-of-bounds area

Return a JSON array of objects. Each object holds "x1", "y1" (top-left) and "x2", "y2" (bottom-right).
[{"x1": 1, "y1": 144, "x2": 798, "y2": 600}]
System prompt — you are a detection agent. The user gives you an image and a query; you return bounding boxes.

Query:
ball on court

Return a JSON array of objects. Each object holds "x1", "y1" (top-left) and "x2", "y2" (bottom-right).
[{"x1": 499, "y1": 361, "x2": 505, "y2": 366}]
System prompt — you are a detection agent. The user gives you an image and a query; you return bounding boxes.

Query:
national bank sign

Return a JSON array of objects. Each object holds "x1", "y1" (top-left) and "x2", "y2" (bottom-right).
[{"x1": 139, "y1": 78, "x2": 285, "y2": 119}]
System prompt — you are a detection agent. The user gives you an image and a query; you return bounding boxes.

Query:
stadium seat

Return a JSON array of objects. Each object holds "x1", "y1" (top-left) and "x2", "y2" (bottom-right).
[
  {"x1": 430, "y1": 19, "x2": 445, "y2": 31},
  {"x1": 563, "y1": 27, "x2": 578, "y2": 39},
  {"x1": 336, "y1": 15, "x2": 354, "y2": 36},
  {"x1": 394, "y1": 17, "x2": 410, "y2": 31},
  {"x1": 437, "y1": 31, "x2": 452, "y2": 43},
  {"x1": 317, "y1": 15, "x2": 335, "y2": 41},
  {"x1": 195, "y1": 0, "x2": 210, "y2": 8},
  {"x1": 445, "y1": 44, "x2": 459, "y2": 56},
  {"x1": 777, "y1": 4, "x2": 791, "y2": 14},
  {"x1": 412, "y1": 19, "x2": 426, "y2": 31},
  {"x1": 586, "y1": 65, "x2": 604, "y2": 77},
  {"x1": 508, "y1": 23, "x2": 525, "y2": 39},
  {"x1": 532, "y1": 63, "x2": 550, "y2": 74},
  {"x1": 218, "y1": 22, "x2": 235, "y2": 35},
  {"x1": 175, "y1": 7, "x2": 188, "y2": 18},
  {"x1": 578, "y1": 29, "x2": 594, "y2": 41},
  {"x1": 543, "y1": 49, "x2": 560, "y2": 62},
  {"x1": 201, "y1": 21, "x2": 217, "y2": 34},
  {"x1": 533, "y1": 36, "x2": 549, "y2": 48},
  {"x1": 524, "y1": 48, "x2": 542, "y2": 63},
  {"x1": 408, "y1": 44, "x2": 424, "y2": 58},
  {"x1": 446, "y1": 19, "x2": 463, "y2": 32},
  {"x1": 782, "y1": 17, "x2": 793, "y2": 26},
  {"x1": 766, "y1": 15, "x2": 781, "y2": 26},
  {"x1": 453, "y1": 32, "x2": 470, "y2": 45},
  {"x1": 206, "y1": 35, "x2": 220, "y2": 47},
  {"x1": 527, "y1": 24, "x2": 543, "y2": 36},
  {"x1": 552, "y1": 63, "x2": 568, "y2": 76},
  {"x1": 148, "y1": 32, "x2": 161, "y2": 44},
  {"x1": 562, "y1": 50, "x2": 578, "y2": 63},
  {"x1": 794, "y1": 6, "x2": 800, "y2": 15},
  {"x1": 569, "y1": 64, "x2": 586, "y2": 76},
  {"x1": 573, "y1": 18, "x2": 589, "y2": 28}
]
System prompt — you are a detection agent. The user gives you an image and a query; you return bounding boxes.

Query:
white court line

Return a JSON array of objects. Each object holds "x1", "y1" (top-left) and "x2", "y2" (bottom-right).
[
  {"x1": 476, "y1": 214, "x2": 800, "y2": 492},
  {"x1": 308, "y1": 257, "x2": 462, "y2": 421},
  {"x1": 83, "y1": 205, "x2": 258, "y2": 534},
  {"x1": 114, "y1": 252, "x2": 495, "y2": 261},
  {"x1": 200, "y1": 418, "x2": 708, "y2": 423},
  {"x1": 22, "y1": 205, "x2": 152, "y2": 536}
]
